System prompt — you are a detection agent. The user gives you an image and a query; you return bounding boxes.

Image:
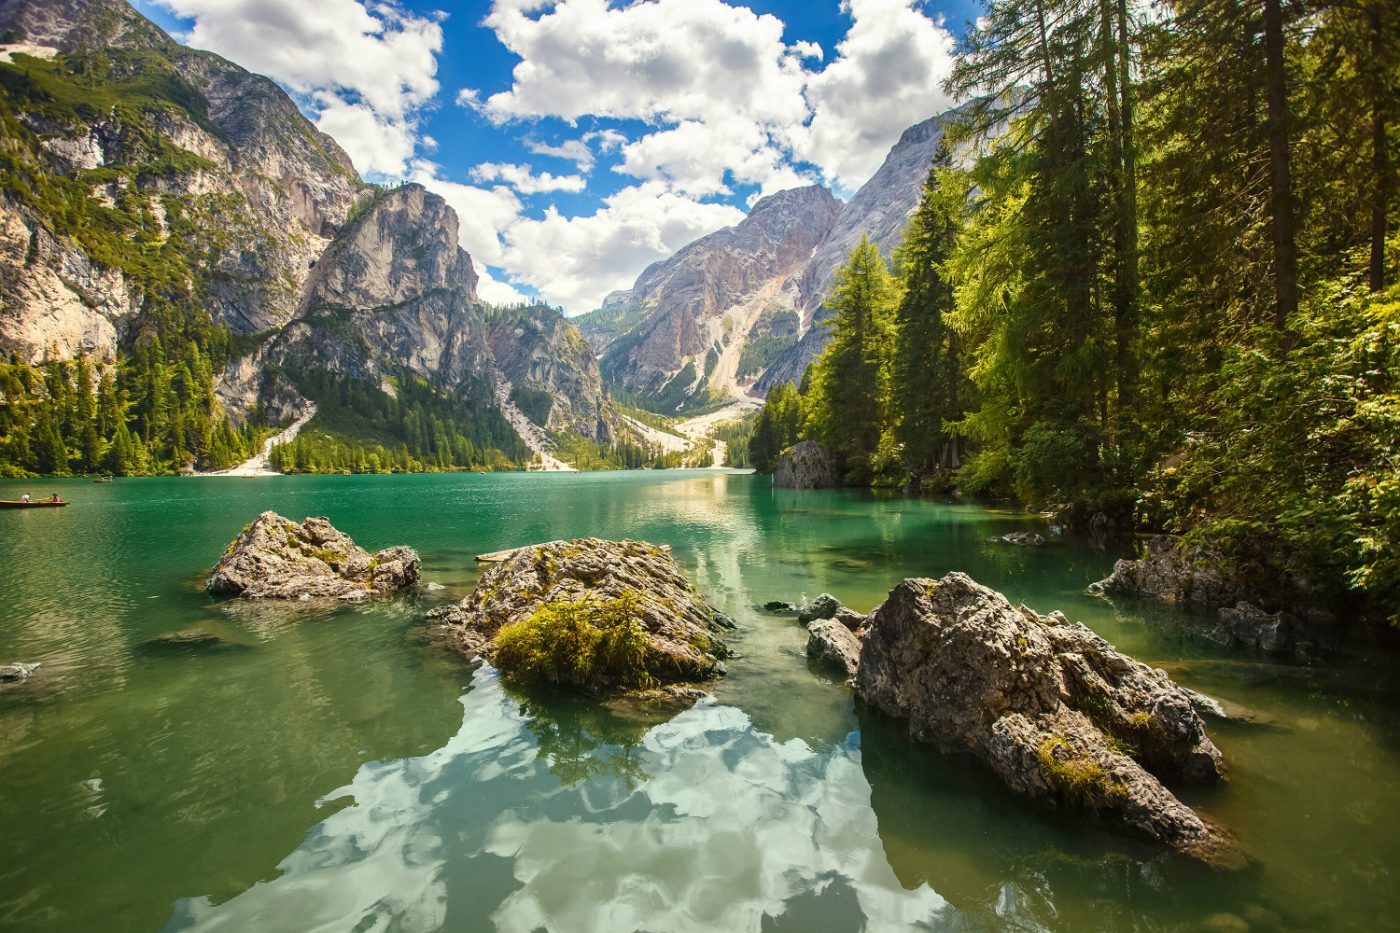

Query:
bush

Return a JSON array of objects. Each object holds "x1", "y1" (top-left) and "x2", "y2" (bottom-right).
[{"x1": 494, "y1": 593, "x2": 657, "y2": 690}]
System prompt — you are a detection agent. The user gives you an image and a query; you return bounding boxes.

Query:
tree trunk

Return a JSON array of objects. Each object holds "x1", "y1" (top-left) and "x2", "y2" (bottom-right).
[
  {"x1": 1262, "y1": 0, "x2": 1299, "y2": 332},
  {"x1": 1115, "y1": 0, "x2": 1140, "y2": 411},
  {"x1": 1369, "y1": 5, "x2": 1389, "y2": 292}
]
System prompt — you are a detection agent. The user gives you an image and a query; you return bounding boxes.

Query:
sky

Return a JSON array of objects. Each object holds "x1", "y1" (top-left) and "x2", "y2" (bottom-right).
[{"x1": 131, "y1": 0, "x2": 980, "y2": 314}]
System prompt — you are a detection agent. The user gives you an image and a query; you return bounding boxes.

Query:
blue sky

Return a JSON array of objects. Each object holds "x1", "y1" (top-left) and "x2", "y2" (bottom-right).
[{"x1": 132, "y1": 0, "x2": 980, "y2": 312}]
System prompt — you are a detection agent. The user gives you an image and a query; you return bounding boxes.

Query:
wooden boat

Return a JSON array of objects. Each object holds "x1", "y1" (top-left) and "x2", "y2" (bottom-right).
[{"x1": 0, "y1": 499, "x2": 69, "y2": 508}]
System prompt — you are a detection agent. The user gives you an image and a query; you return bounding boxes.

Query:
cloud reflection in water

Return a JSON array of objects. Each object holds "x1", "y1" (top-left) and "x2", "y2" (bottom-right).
[{"x1": 166, "y1": 667, "x2": 949, "y2": 933}]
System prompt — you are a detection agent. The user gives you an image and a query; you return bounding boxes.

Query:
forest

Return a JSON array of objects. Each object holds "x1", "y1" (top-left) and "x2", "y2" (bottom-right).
[{"x1": 750, "y1": 0, "x2": 1399, "y2": 621}]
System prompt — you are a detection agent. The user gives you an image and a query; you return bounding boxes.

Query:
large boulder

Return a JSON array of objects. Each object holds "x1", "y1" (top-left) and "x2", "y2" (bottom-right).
[
  {"x1": 207, "y1": 512, "x2": 420, "y2": 600},
  {"x1": 855, "y1": 572, "x2": 1242, "y2": 867},
  {"x1": 772, "y1": 440, "x2": 840, "y2": 489},
  {"x1": 429, "y1": 538, "x2": 731, "y2": 693}
]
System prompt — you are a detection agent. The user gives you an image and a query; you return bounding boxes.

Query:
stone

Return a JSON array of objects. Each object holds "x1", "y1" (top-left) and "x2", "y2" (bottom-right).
[
  {"x1": 833, "y1": 606, "x2": 867, "y2": 631},
  {"x1": 855, "y1": 572, "x2": 1242, "y2": 867},
  {"x1": 1089, "y1": 535, "x2": 1242, "y2": 612},
  {"x1": 772, "y1": 440, "x2": 841, "y2": 489},
  {"x1": 207, "y1": 512, "x2": 420, "y2": 600},
  {"x1": 0, "y1": 661, "x2": 39, "y2": 682},
  {"x1": 988, "y1": 531, "x2": 1047, "y2": 547},
  {"x1": 762, "y1": 600, "x2": 798, "y2": 614},
  {"x1": 797, "y1": 593, "x2": 842, "y2": 624},
  {"x1": 429, "y1": 538, "x2": 730, "y2": 693},
  {"x1": 806, "y1": 619, "x2": 861, "y2": 679},
  {"x1": 1210, "y1": 602, "x2": 1307, "y2": 655}
]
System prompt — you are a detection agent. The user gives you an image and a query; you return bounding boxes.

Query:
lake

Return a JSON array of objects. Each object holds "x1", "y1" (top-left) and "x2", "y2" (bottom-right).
[{"x1": 1, "y1": 470, "x2": 1397, "y2": 931}]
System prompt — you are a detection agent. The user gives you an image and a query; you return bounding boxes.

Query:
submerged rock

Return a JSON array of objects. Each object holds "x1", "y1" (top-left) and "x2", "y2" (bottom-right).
[
  {"x1": 429, "y1": 538, "x2": 730, "y2": 693},
  {"x1": 0, "y1": 661, "x2": 39, "y2": 682},
  {"x1": 855, "y1": 572, "x2": 1241, "y2": 867},
  {"x1": 207, "y1": 512, "x2": 420, "y2": 600},
  {"x1": 1210, "y1": 602, "x2": 1311, "y2": 655},
  {"x1": 989, "y1": 531, "x2": 1047, "y2": 547},
  {"x1": 762, "y1": 600, "x2": 798, "y2": 614},
  {"x1": 806, "y1": 619, "x2": 862, "y2": 679},
  {"x1": 772, "y1": 440, "x2": 841, "y2": 489}
]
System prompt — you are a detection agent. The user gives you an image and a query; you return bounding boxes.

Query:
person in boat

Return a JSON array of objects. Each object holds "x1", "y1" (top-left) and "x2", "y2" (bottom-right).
[
  {"x1": 50, "y1": 493, "x2": 61, "y2": 503},
  {"x1": 19, "y1": 493, "x2": 29, "y2": 503}
]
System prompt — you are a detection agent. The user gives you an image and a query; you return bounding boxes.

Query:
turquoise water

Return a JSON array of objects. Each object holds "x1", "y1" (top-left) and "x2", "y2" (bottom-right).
[{"x1": 1, "y1": 471, "x2": 1397, "y2": 931}]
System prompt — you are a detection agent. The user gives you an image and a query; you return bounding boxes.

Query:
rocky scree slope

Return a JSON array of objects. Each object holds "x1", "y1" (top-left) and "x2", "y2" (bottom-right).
[{"x1": 588, "y1": 185, "x2": 841, "y2": 410}]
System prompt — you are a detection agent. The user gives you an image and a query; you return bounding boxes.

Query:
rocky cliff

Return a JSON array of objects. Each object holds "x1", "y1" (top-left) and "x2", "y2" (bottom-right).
[
  {"x1": 594, "y1": 185, "x2": 841, "y2": 410},
  {"x1": 760, "y1": 109, "x2": 963, "y2": 389},
  {"x1": 0, "y1": 0, "x2": 362, "y2": 362},
  {"x1": 593, "y1": 101, "x2": 982, "y2": 403},
  {"x1": 0, "y1": 0, "x2": 623, "y2": 474}
]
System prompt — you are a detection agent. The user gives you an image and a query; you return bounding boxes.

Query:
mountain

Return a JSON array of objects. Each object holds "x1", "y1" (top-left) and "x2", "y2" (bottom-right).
[
  {"x1": 761, "y1": 110, "x2": 963, "y2": 389},
  {"x1": 593, "y1": 103, "x2": 974, "y2": 407},
  {"x1": 588, "y1": 184, "x2": 841, "y2": 411},
  {"x1": 0, "y1": 0, "x2": 621, "y2": 475}
]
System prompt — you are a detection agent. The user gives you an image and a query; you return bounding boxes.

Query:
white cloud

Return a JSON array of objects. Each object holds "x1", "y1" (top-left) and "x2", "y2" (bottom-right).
[
  {"x1": 470, "y1": 162, "x2": 587, "y2": 194},
  {"x1": 791, "y1": 0, "x2": 958, "y2": 188},
  {"x1": 155, "y1": 0, "x2": 443, "y2": 176},
  {"x1": 524, "y1": 137, "x2": 595, "y2": 171},
  {"x1": 500, "y1": 183, "x2": 745, "y2": 312}
]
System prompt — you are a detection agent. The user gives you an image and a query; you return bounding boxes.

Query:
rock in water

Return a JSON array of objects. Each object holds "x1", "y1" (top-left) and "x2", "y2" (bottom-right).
[
  {"x1": 207, "y1": 512, "x2": 420, "y2": 600},
  {"x1": 855, "y1": 572, "x2": 1242, "y2": 867},
  {"x1": 772, "y1": 441, "x2": 841, "y2": 489},
  {"x1": 0, "y1": 662, "x2": 39, "y2": 682},
  {"x1": 797, "y1": 593, "x2": 842, "y2": 623},
  {"x1": 989, "y1": 531, "x2": 1047, "y2": 547},
  {"x1": 1089, "y1": 535, "x2": 1242, "y2": 611},
  {"x1": 429, "y1": 538, "x2": 730, "y2": 693},
  {"x1": 806, "y1": 619, "x2": 862, "y2": 678}
]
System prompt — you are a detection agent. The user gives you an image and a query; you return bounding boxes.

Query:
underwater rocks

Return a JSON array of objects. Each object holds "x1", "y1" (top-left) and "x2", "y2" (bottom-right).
[
  {"x1": 207, "y1": 512, "x2": 420, "y2": 600},
  {"x1": 772, "y1": 441, "x2": 841, "y2": 489},
  {"x1": 988, "y1": 531, "x2": 1046, "y2": 547},
  {"x1": 855, "y1": 572, "x2": 1242, "y2": 868},
  {"x1": 429, "y1": 538, "x2": 731, "y2": 694},
  {"x1": 0, "y1": 661, "x2": 39, "y2": 682}
]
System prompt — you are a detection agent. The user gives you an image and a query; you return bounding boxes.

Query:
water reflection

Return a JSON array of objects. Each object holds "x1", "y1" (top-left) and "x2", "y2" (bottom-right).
[{"x1": 166, "y1": 668, "x2": 951, "y2": 933}]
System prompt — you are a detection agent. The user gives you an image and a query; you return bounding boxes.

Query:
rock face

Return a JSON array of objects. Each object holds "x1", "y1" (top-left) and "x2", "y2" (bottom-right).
[
  {"x1": 0, "y1": 0, "x2": 361, "y2": 362},
  {"x1": 207, "y1": 512, "x2": 420, "y2": 600},
  {"x1": 487, "y1": 305, "x2": 613, "y2": 441},
  {"x1": 266, "y1": 186, "x2": 492, "y2": 390},
  {"x1": 595, "y1": 186, "x2": 841, "y2": 409},
  {"x1": 855, "y1": 572, "x2": 1241, "y2": 866},
  {"x1": 772, "y1": 441, "x2": 841, "y2": 489},
  {"x1": 430, "y1": 539, "x2": 731, "y2": 691}
]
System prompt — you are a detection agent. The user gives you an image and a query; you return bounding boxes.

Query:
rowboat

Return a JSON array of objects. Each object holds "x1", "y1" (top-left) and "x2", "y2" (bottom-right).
[{"x1": 0, "y1": 500, "x2": 68, "y2": 508}]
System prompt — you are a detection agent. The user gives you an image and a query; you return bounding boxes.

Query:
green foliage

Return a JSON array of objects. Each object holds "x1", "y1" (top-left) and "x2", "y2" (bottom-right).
[
  {"x1": 748, "y1": 381, "x2": 806, "y2": 473},
  {"x1": 494, "y1": 593, "x2": 658, "y2": 691},
  {"x1": 1143, "y1": 287, "x2": 1400, "y2": 621},
  {"x1": 804, "y1": 237, "x2": 899, "y2": 484},
  {"x1": 509, "y1": 385, "x2": 554, "y2": 427},
  {"x1": 1036, "y1": 736, "x2": 1126, "y2": 805},
  {"x1": 268, "y1": 367, "x2": 530, "y2": 474}
]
